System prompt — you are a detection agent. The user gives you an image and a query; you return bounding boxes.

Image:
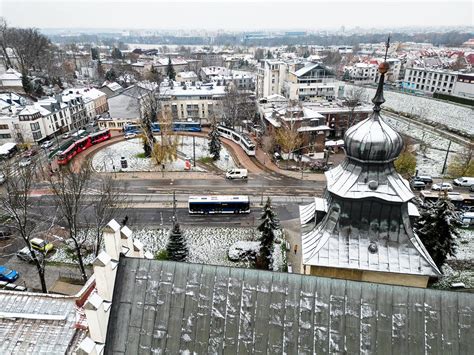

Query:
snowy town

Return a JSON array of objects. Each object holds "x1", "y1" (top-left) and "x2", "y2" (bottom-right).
[{"x1": 0, "y1": 0, "x2": 473, "y2": 354}]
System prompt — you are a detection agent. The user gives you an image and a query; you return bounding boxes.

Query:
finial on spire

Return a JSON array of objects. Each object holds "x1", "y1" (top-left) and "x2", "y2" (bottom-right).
[{"x1": 371, "y1": 35, "x2": 391, "y2": 113}]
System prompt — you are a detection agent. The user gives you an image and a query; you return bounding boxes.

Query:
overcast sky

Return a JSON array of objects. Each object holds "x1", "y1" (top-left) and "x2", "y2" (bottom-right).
[{"x1": 1, "y1": 0, "x2": 473, "y2": 30}]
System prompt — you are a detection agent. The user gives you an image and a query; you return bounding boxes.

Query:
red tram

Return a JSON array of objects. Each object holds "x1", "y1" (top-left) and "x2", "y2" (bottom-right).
[{"x1": 57, "y1": 129, "x2": 111, "y2": 165}]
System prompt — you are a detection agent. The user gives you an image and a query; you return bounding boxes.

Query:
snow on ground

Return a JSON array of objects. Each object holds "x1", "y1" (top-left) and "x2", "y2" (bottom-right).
[
  {"x1": 383, "y1": 115, "x2": 464, "y2": 177},
  {"x1": 347, "y1": 85, "x2": 474, "y2": 135},
  {"x1": 91, "y1": 136, "x2": 236, "y2": 173},
  {"x1": 48, "y1": 227, "x2": 286, "y2": 270},
  {"x1": 451, "y1": 228, "x2": 474, "y2": 262}
]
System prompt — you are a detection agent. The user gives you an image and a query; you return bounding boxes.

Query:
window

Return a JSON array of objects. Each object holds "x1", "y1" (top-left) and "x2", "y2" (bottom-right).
[
  {"x1": 32, "y1": 131, "x2": 42, "y2": 140},
  {"x1": 30, "y1": 122, "x2": 40, "y2": 131},
  {"x1": 0, "y1": 133, "x2": 11, "y2": 139},
  {"x1": 0, "y1": 124, "x2": 9, "y2": 130}
]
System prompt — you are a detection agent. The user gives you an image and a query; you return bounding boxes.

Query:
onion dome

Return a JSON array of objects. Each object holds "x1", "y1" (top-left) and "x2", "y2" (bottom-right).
[{"x1": 344, "y1": 62, "x2": 403, "y2": 163}]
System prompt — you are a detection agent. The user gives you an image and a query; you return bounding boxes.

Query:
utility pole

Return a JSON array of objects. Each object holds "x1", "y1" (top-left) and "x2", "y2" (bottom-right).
[
  {"x1": 172, "y1": 190, "x2": 178, "y2": 227},
  {"x1": 441, "y1": 140, "x2": 452, "y2": 175},
  {"x1": 192, "y1": 135, "x2": 196, "y2": 167}
]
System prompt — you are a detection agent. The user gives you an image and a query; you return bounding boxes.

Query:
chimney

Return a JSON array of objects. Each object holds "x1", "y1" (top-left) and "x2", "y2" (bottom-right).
[
  {"x1": 77, "y1": 337, "x2": 105, "y2": 355},
  {"x1": 120, "y1": 225, "x2": 134, "y2": 256},
  {"x1": 92, "y1": 251, "x2": 117, "y2": 302},
  {"x1": 133, "y1": 239, "x2": 144, "y2": 258},
  {"x1": 103, "y1": 219, "x2": 121, "y2": 261},
  {"x1": 84, "y1": 292, "x2": 111, "y2": 344}
]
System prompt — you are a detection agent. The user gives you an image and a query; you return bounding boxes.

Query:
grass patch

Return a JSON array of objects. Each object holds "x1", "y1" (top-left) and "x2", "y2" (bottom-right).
[
  {"x1": 198, "y1": 156, "x2": 215, "y2": 164},
  {"x1": 134, "y1": 152, "x2": 147, "y2": 159}
]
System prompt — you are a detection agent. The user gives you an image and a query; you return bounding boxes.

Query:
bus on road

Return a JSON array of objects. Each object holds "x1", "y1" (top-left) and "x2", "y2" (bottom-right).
[{"x1": 188, "y1": 195, "x2": 250, "y2": 214}]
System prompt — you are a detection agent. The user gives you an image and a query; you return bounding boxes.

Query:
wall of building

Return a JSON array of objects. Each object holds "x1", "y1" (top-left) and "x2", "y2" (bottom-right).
[{"x1": 304, "y1": 265, "x2": 429, "y2": 288}]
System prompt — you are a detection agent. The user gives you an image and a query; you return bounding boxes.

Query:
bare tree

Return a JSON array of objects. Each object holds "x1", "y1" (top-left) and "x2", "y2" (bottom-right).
[
  {"x1": 47, "y1": 164, "x2": 92, "y2": 283},
  {"x1": 0, "y1": 17, "x2": 12, "y2": 69},
  {"x1": 150, "y1": 110, "x2": 179, "y2": 176},
  {"x1": 0, "y1": 162, "x2": 48, "y2": 292},
  {"x1": 274, "y1": 119, "x2": 303, "y2": 168},
  {"x1": 344, "y1": 86, "x2": 367, "y2": 129},
  {"x1": 139, "y1": 87, "x2": 161, "y2": 157},
  {"x1": 88, "y1": 174, "x2": 129, "y2": 257},
  {"x1": 221, "y1": 85, "x2": 256, "y2": 130}
]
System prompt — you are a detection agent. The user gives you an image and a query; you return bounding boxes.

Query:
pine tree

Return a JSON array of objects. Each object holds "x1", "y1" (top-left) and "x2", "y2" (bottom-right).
[
  {"x1": 256, "y1": 197, "x2": 279, "y2": 270},
  {"x1": 208, "y1": 125, "x2": 222, "y2": 161},
  {"x1": 105, "y1": 68, "x2": 117, "y2": 82},
  {"x1": 166, "y1": 220, "x2": 188, "y2": 262},
  {"x1": 166, "y1": 57, "x2": 176, "y2": 81},
  {"x1": 21, "y1": 71, "x2": 32, "y2": 94},
  {"x1": 414, "y1": 197, "x2": 460, "y2": 268}
]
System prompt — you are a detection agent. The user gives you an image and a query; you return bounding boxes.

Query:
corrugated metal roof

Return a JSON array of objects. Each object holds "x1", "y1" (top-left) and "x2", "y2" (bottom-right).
[
  {"x1": 105, "y1": 258, "x2": 473, "y2": 354},
  {"x1": 0, "y1": 291, "x2": 80, "y2": 354}
]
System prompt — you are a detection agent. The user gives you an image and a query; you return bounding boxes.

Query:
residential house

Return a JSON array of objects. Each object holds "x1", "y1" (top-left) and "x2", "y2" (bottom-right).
[{"x1": 0, "y1": 68, "x2": 22, "y2": 90}]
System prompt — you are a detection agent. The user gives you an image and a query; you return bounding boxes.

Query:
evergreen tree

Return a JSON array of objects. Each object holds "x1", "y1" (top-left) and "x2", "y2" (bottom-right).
[
  {"x1": 342, "y1": 70, "x2": 350, "y2": 81},
  {"x1": 105, "y1": 68, "x2": 117, "y2": 82},
  {"x1": 111, "y1": 47, "x2": 123, "y2": 60},
  {"x1": 266, "y1": 50, "x2": 273, "y2": 59},
  {"x1": 21, "y1": 71, "x2": 33, "y2": 94},
  {"x1": 90, "y1": 47, "x2": 99, "y2": 61},
  {"x1": 414, "y1": 197, "x2": 460, "y2": 268},
  {"x1": 256, "y1": 197, "x2": 279, "y2": 270},
  {"x1": 208, "y1": 125, "x2": 222, "y2": 161},
  {"x1": 166, "y1": 220, "x2": 188, "y2": 262},
  {"x1": 166, "y1": 57, "x2": 176, "y2": 81}
]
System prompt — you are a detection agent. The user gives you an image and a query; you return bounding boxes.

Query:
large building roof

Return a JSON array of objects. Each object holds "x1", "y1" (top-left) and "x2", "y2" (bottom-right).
[
  {"x1": 0, "y1": 290, "x2": 82, "y2": 354},
  {"x1": 105, "y1": 258, "x2": 473, "y2": 354}
]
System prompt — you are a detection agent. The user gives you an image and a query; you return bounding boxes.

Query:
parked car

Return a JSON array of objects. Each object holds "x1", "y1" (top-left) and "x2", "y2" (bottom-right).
[
  {"x1": 410, "y1": 180, "x2": 426, "y2": 190},
  {"x1": 0, "y1": 265, "x2": 19, "y2": 282},
  {"x1": 40, "y1": 140, "x2": 53, "y2": 149},
  {"x1": 62, "y1": 133, "x2": 70, "y2": 139},
  {"x1": 0, "y1": 227, "x2": 12, "y2": 241},
  {"x1": 0, "y1": 173, "x2": 5, "y2": 184},
  {"x1": 16, "y1": 246, "x2": 43, "y2": 262},
  {"x1": 124, "y1": 132, "x2": 137, "y2": 139},
  {"x1": 30, "y1": 237, "x2": 54, "y2": 253},
  {"x1": 226, "y1": 168, "x2": 248, "y2": 180},
  {"x1": 23, "y1": 149, "x2": 38, "y2": 158},
  {"x1": 453, "y1": 177, "x2": 474, "y2": 187},
  {"x1": 471, "y1": 185, "x2": 474, "y2": 192},
  {"x1": 432, "y1": 182, "x2": 453, "y2": 191},
  {"x1": 18, "y1": 158, "x2": 32, "y2": 167},
  {"x1": 413, "y1": 175, "x2": 433, "y2": 184},
  {"x1": 460, "y1": 212, "x2": 474, "y2": 228}
]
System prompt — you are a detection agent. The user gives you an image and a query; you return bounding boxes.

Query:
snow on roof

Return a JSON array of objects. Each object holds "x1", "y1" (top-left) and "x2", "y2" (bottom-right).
[
  {"x1": 106, "y1": 259, "x2": 474, "y2": 354},
  {"x1": 18, "y1": 106, "x2": 39, "y2": 116},
  {"x1": 0, "y1": 68, "x2": 22, "y2": 81},
  {"x1": 105, "y1": 82, "x2": 123, "y2": 92},
  {"x1": 292, "y1": 62, "x2": 320, "y2": 77},
  {"x1": 297, "y1": 125, "x2": 331, "y2": 132},
  {"x1": 177, "y1": 71, "x2": 197, "y2": 79},
  {"x1": 0, "y1": 290, "x2": 80, "y2": 354}
]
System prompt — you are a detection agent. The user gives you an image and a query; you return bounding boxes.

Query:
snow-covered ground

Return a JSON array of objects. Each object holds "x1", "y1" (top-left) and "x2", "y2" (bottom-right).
[
  {"x1": 347, "y1": 85, "x2": 474, "y2": 135},
  {"x1": 451, "y1": 228, "x2": 474, "y2": 262},
  {"x1": 48, "y1": 227, "x2": 286, "y2": 270},
  {"x1": 91, "y1": 136, "x2": 236, "y2": 173},
  {"x1": 383, "y1": 115, "x2": 463, "y2": 177}
]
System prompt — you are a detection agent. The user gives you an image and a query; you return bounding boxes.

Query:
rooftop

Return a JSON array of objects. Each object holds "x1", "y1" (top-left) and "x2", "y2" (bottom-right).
[{"x1": 105, "y1": 258, "x2": 474, "y2": 354}]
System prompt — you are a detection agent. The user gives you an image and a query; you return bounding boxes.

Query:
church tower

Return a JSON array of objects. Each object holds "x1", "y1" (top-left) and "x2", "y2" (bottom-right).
[{"x1": 300, "y1": 39, "x2": 440, "y2": 288}]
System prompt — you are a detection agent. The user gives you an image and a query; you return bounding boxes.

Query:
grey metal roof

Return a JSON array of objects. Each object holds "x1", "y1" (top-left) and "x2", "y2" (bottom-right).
[
  {"x1": 301, "y1": 195, "x2": 441, "y2": 277},
  {"x1": 0, "y1": 291, "x2": 80, "y2": 354},
  {"x1": 105, "y1": 258, "x2": 473, "y2": 354},
  {"x1": 326, "y1": 159, "x2": 414, "y2": 203}
]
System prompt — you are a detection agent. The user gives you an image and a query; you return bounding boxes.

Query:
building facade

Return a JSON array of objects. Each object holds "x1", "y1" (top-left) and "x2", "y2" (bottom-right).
[{"x1": 404, "y1": 67, "x2": 458, "y2": 94}]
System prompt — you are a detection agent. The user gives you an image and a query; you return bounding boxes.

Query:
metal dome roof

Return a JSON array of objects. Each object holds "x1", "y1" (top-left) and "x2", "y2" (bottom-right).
[{"x1": 343, "y1": 59, "x2": 403, "y2": 163}]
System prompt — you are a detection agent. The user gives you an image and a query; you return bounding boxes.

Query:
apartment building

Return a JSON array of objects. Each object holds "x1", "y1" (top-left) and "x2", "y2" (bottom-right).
[
  {"x1": 256, "y1": 60, "x2": 287, "y2": 99},
  {"x1": 285, "y1": 62, "x2": 342, "y2": 101},
  {"x1": 344, "y1": 63, "x2": 378, "y2": 83},
  {"x1": 403, "y1": 67, "x2": 458, "y2": 94},
  {"x1": 452, "y1": 73, "x2": 474, "y2": 99},
  {"x1": 160, "y1": 82, "x2": 226, "y2": 122}
]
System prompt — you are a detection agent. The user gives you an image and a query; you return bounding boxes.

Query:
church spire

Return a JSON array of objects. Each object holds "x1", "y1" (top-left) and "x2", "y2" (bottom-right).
[{"x1": 371, "y1": 35, "x2": 391, "y2": 114}]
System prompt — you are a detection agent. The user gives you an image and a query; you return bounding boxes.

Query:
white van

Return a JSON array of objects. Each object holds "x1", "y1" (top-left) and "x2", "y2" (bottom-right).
[
  {"x1": 453, "y1": 177, "x2": 474, "y2": 187},
  {"x1": 226, "y1": 168, "x2": 248, "y2": 180}
]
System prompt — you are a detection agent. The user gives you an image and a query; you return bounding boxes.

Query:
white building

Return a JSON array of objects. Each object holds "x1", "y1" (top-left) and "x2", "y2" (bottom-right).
[
  {"x1": 453, "y1": 73, "x2": 474, "y2": 99},
  {"x1": 0, "y1": 68, "x2": 22, "y2": 89},
  {"x1": 344, "y1": 63, "x2": 378, "y2": 83},
  {"x1": 200, "y1": 66, "x2": 230, "y2": 81},
  {"x1": 404, "y1": 67, "x2": 458, "y2": 94},
  {"x1": 256, "y1": 60, "x2": 287, "y2": 99}
]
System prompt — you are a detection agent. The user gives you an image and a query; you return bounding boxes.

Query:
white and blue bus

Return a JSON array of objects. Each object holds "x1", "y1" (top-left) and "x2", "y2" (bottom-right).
[{"x1": 188, "y1": 195, "x2": 251, "y2": 214}]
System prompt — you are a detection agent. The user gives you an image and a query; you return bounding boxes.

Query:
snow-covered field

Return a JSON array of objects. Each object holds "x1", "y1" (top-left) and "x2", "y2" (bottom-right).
[
  {"x1": 383, "y1": 115, "x2": 463, "y2": 177},
  {"x1": 347, "y1": 85, "x2": 474, "y2": 135},
  {"x1": 91, "y1": 136, "x2": 236, "y2": 173},
  {"x1": 48, "y1": 227, "x2": 286, "y2": 270},
  {"x1": 452, "y1": 228, "x2": 474, "y2": 262}
]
